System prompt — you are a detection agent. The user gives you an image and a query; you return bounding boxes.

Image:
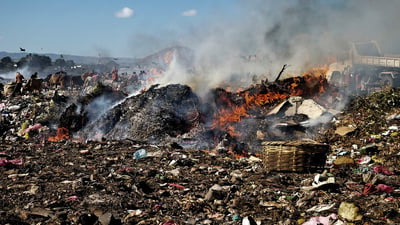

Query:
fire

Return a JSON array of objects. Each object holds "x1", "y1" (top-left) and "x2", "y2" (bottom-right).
[
  {"x1": 212, "y1": 106, "x2": 250, "y2": 132},
  {"x1": 212, "y1": 67, "x2": 330, "y2": 136},
  {"x1": 227, "y1": 125, "x2": 240, "y2": 137},
  {"x1": 147, "y1": 67, "x2": 164, "y2": 86},
  {"x1": 302, "y1": 65, "x2": 329, "y2": 77},
  {"x1": 254, "y1": 92, "x2": 289, "y2": 106},
  {"x1": 289, "y1": 77, "x2": 303, "y2": 96},
  {"x1": 212, "y1": 90, "x2": 289, "y2": 136},
  {"x1": 48, "y1": 127, "x2": 70, "y2": 142},
  {"x1": 302, "y1": 65, "x2": 329, "y2": 96}
]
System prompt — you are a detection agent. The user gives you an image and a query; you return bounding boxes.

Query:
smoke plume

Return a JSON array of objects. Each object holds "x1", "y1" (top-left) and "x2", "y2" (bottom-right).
[{"x1": 154, "y1": 0, "x2": 400, "y2": 95}]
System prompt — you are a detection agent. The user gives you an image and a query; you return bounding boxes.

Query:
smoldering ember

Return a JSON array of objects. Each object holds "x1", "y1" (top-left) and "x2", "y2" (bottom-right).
[{"x1": 1, "y1": 49, "x2": 400, "y2": 225}]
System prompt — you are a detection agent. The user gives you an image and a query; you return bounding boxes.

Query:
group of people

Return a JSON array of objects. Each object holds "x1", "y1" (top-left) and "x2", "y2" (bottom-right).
[
  {"x1": 8, "y1": 67, "x2": 156, "y2": 97},
  {"x1": 10, "y1": 71, "x2": 38, "y2": 97},
  {"x1": 81, "y1": 69, "x2": 151, "y2": 94}
]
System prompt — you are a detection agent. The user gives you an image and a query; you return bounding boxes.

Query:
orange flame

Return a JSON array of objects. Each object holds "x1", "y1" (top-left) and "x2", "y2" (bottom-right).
[
  {"x1": 302, "y1": 65, "x2": 329, "y2": 96},
  {"x1": 212, "y1": 67, "x2": 330, "y2": 135},
  {"x1": 212, "y1": 90, "x2": 289, "y2": 136},
  {"x1": 212, "y1": 106, "x2": 249, "y2": 128},
  {"x1": 254, "y1": 92, "x2": 289, "y2": 106},
  {"x1": 227, "y1": 125, "x2": 240, "y2": 137},
  {"x1": 48, "y1": 127, "x2": 70, "y2": 142},
  {"x1": 289, "y1": 77, "x2": 303, "y2": 96}
]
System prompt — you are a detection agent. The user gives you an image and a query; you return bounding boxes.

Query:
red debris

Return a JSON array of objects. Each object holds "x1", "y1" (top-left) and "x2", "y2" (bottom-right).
[
  {"x1": 168, "y1": 183, "x2": 186, "y2": 189},
  {"x1": 0, "y1": 159, "x2": 23, "y2": 166}
]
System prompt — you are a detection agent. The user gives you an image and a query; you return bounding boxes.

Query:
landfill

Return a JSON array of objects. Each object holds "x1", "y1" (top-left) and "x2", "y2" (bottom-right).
[{"x1": 1, "y1": 74, "x2": 400, "y2": 225}]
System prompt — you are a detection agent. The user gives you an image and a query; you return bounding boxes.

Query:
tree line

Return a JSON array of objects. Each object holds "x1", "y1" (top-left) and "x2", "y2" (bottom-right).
[{"x1": 0, "y1": 54, "x2": 75, "y2": 73}]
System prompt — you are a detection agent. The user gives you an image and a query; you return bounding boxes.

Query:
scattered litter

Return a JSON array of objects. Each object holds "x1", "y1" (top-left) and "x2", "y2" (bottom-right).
[
  {"x1": 306, "y1": 202, "x2": 336, "y2": 212},
  {"x1": 302, "y1": 213, "x2": 338, "y2": 225},
  {"x1": 133, "y1": 148, "x2": 147, "y2": 159},
  {"x1": 335, "y1": 126, "x2": 356, "y2": 136},
  {"x1": 337, "y1": 202, "x2": 363, "y2": 221}
]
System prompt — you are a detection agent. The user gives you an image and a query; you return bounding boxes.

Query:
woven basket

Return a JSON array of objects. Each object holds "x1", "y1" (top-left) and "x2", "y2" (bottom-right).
[{"x1": 262, "y1": 140, "x2": 329, "y2": 172}]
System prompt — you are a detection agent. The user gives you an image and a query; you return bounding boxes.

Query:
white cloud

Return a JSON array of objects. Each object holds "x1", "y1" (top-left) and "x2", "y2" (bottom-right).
[
  {"x1": 115, "y1": 7, "x2": 134, "y2": 18},
  {"x1": 182, "y1": 9, "x2": 197, "y2": 17}
]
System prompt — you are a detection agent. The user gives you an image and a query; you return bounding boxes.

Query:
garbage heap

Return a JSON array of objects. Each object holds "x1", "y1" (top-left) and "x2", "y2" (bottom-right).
[{"x1": 0, "y1": 77, "x2": 400, "y2": 224}]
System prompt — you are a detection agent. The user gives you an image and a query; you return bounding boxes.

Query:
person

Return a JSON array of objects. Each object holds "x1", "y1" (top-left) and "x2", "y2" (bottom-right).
[
  {"x1": 10, "y1": 72, "x2": 25, "y2": 97},
  {"x1": 111, "y1": 67, "x2": 118, "y2": 82},
  {"x1": 26, "y1": 72, "x2": 38, "y2": 88},
  {"x1": 25, "y1": 72, "x2": 42, "y2": 94},
  {"x1": 30, "y1": 72, "x2": 38, "y2": 79}
]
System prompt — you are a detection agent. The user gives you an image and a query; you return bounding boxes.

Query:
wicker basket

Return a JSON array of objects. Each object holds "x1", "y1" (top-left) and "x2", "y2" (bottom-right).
[{"x1": 262, "y1": 140, "x2": 330, "y2": 172}]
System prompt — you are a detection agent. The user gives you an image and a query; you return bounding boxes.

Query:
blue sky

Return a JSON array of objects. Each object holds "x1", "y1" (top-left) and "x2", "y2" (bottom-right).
[
  {"x1": 2, "y1": 0, "x2": 400, "y2": 62},
  {"x1": 0, "y1": 0, "x2": 239, "y2": 58}
]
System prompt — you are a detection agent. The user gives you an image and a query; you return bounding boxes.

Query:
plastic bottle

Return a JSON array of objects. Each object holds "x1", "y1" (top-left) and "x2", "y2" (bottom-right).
[{"x1": 133, "y1": 149, "x2": 147, "y2": 159}]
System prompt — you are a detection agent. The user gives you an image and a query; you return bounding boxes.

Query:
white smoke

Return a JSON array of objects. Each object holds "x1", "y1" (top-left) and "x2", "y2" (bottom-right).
[
  {"x1": 147, "y1": 0, "x2": 400, "y2": 95},
  {"x1": 86, "y1": 95, "x2": 116, "y2": 121},
  {"x1": 0, "y1": 66, "x2": 35, "y2": 81},
  {"x1": 155, "y1": 50, "x2": 188, "y2": 86}
]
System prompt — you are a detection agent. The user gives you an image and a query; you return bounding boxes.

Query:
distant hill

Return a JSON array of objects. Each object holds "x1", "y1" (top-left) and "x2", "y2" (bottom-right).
[
  {"x1": 135, "y1": 46, "x2": 194, "y2": 69},
  {"x1": 0, "y1": 45, "x2": 194, "y2": 70},
  {"x1": 0, "y1": 51, "x2": 137, "y2": 66}
]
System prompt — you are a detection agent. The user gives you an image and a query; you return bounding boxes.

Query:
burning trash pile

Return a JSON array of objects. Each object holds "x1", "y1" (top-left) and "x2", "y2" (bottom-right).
[{"x1": 1, "y1": 69, "x2": 400, "y2": 224}]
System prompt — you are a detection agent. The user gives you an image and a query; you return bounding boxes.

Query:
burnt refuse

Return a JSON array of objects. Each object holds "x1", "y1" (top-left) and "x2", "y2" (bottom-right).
[{"x1": 79, "y1": 84, "x2": 202, "y2": 143}]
